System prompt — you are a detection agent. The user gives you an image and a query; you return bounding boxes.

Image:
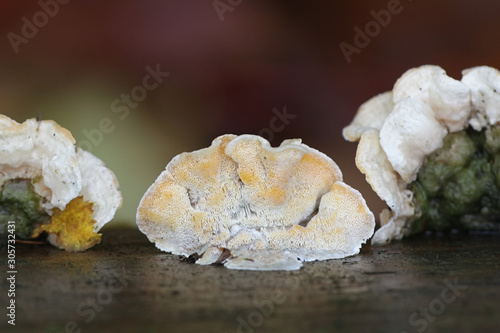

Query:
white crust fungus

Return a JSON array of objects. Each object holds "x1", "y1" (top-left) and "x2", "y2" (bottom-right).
[
  {"x1": 343, "y1": 65, "x2": 500, "y2": 245},
  {"x1": 0, "y1": 115, "x2": 122, "y2": 247},
  {"x1": 76, "y1": 148, "x2": 122, "y2": 231},
  {"x1": 462, "y1": 66, "x2": 500, "y2": 129},
  {"x1": 137, "y1": 134, "x2": 375, "y2": 271},
  {"x1": 343, "y1": 91, "x2": 394, "y2": 142},
  {"x1": 392, "y1": 65, "x2": 471, "y2": 132},
  {"x1": 379, "y1": 97, "x2": 447, "y2": 183}
]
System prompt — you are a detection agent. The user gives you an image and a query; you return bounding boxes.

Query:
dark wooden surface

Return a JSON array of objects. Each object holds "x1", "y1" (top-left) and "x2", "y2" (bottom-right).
[{"x1": 2, "y1": 227, "x2": 499, "y2": 333}]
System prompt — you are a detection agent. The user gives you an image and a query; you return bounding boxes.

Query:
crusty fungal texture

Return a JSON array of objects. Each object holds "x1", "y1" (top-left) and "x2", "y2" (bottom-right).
[
  {"x1": 137, "y1": 134, "x2": 375, "y2": 270},
  {"x1": 0, "y1": 115, "x2": 122, "y2": 251},
  {"x1": 343, "y1": 65, "x2": 500, "y2": 244}
]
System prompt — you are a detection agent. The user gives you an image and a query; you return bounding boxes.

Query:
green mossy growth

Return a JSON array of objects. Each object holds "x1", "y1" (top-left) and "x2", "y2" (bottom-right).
[
  {"x1": 0, "y1": 179, "x2": 50, "y2": 239},
  {"x1": 409, "y1": 127, "x2": 500, "y2": 234}
]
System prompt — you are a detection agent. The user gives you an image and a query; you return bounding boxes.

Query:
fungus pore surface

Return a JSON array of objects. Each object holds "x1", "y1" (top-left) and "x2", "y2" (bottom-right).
[{"x1": 137, "y1": 134, "x2": 375, "y2": 270}]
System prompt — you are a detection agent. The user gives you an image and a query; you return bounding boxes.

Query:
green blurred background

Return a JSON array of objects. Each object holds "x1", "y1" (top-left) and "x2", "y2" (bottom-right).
[{"x1": 1, "y1": 0, "x2": 500, "y2": 226}]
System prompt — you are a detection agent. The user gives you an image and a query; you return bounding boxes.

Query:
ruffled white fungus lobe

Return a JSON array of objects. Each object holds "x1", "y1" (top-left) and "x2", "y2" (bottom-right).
[
  {"x1": 343, "y1": 65, "x2": 500, "y2": 244},
  {"x1": 137, "y1": 134, "x2": 375, "y2": 270},
  {"x1": 379, "y1": 97, "x2": 447, "y2": 183},
  {"x1": 462, "y1": 66, "x2": 500, "y2": 129}
]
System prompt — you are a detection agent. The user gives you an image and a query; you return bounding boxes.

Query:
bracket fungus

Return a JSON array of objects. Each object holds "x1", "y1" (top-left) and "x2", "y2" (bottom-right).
[
  {"x1": 137, "y1": 134, "x2": 374, "y2": 270},
  {"x1": 0, "y1": 115, "x2": 122, "y2": 251},
  {"x1": 343, "y1": 65, "x2": 500, "y2": 245}
]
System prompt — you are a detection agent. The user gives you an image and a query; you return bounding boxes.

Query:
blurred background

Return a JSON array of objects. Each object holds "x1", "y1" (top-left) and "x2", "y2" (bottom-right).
[{"x1": 1, "y1": 0, "x2": 500, "y2": 226}]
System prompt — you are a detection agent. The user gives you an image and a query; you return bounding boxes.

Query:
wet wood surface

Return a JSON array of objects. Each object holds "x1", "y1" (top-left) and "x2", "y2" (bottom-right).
[{"x1": 2, "y1": 227, "x2": 499, "y2": 333}]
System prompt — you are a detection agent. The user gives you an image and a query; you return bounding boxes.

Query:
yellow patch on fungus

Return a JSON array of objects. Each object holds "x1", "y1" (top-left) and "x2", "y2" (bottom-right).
[
  {"x1": 260, "y1": 186, "x2": 286, "y2": 205},
  {"x1": 238, "y1": 169, "x2": 259, "y2": 185},
  {"x1": 32, "y1": 196, "x2": 101, "y2": 252}
]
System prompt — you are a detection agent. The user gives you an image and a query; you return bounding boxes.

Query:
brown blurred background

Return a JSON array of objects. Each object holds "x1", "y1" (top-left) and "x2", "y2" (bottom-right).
[{"x1": 1, "y1": 0, "x2": 500, "y2": 225}]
